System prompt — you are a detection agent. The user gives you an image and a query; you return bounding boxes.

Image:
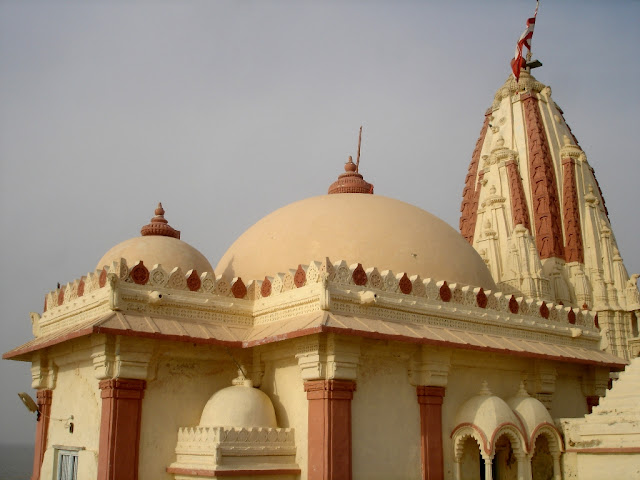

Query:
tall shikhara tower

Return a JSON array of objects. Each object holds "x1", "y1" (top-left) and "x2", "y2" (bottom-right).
[{"x1": 460, "y1": 68, "x2": 640, "y2": 360}]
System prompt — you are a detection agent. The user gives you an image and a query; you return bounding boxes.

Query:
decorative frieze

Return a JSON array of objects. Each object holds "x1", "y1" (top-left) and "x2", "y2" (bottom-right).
[
  {"x1": 170, "y1": 426, "x2": 296, "y2": 469},
  {"x1": 26, "y1": 254, "x2": 605, "y2": 366}
]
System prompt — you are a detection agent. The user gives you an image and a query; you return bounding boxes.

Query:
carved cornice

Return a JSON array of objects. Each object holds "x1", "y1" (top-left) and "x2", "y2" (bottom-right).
[{"x1": 14, "y1": 256, "x2": 608, "y2": 367}]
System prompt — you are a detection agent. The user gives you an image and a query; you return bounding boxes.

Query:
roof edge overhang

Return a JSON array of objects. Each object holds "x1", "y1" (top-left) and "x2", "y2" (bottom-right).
[{"x1": 3, "y1": 314, "x2": 626, "y2": 370}]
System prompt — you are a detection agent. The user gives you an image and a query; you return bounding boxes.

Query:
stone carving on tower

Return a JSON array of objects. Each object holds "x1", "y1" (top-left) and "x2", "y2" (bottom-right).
[{"x1": 459, "y1": 67, "x2": 640, "y2": 360}]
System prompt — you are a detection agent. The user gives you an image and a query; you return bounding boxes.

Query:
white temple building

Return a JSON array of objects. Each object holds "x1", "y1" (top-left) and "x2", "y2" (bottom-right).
[{"x1": 4, "y1": 56, "x2": 640, "y2": 480}]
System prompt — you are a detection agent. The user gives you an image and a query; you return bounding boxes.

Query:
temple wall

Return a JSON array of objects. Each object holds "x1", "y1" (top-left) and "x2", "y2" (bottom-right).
[
  {"x1": 260, "y1": 353, "x2": 308, "y2": 480},
  {"x1": 40, "y1": 350, "x2": 101, "y2": 480},
  {"x1": 138, "y1": 344, "x2": 236, "y2": 480},
  {"x1": 550, "y1": 373, "x2": 588, "y2": 418},
  {"x1": 352, "y1": 346, "x2": 421, "y2": 480},
  {"x1": 27, "y1": 335, "x2": 608, "y2": 480}
]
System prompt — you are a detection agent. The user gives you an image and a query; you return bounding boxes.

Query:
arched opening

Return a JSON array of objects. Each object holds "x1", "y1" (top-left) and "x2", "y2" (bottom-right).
[
  {"x1": 459, "y1": 436, "x2": 482, "y2": 480},
  {"x1": 531, "y1": 434, "x2": 554, "y2": 480},
  {"x1": 492, "y1": 434, "x2": 518, "y2": 480}
]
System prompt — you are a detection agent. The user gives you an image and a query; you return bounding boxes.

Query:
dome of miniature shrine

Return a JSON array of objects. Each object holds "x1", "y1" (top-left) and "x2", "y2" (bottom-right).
[
  {"x1": 97, "y1": 203, "x2": 212, "y2": 274},
  {"x1": 455, "y1": 382, "x2": 522, "y2": 440},
  {"x1": 199, "y1": 377, "x2": 278, "y2": 429},
  {"x1": 506, "y1": 383, "x2": 554, "y2": 437}
]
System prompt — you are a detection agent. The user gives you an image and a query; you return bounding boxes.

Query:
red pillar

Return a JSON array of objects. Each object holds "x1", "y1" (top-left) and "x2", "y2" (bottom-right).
[
  {"x1": 97, "y1": 379, "x2": 146, "y2": 480},
  {"x1": 417, "y1": 386, "x2": 446, "y2": 480},
  {"x1": 31, "y1": 389, "x2": 52, "y2": 480},
  {"x1": 304, "y1": 379, "x2": 356, "y2": 480}
]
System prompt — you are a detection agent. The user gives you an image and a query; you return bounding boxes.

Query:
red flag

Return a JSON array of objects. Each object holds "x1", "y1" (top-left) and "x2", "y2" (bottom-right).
[{"x1": 511, "y1": 1, "x2": 539, "y2": 83}]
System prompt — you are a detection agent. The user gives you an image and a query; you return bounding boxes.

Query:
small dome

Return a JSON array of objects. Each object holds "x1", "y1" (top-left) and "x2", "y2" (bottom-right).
[
  {"x1": 199, "y1": 378, "x2": 278, "y2": 428},
  {"x1": 97, "y1": 203, "x2": 212, "y2": 273},
  {"x1": 455, "y1": 382, "x2": 521, "y2": 438},
  {"x1": 216, "y1": 194, "x2": 496, "y2": 289},
  {"x1": 506, "y1": 383, "x2": 553, "y2": 437}
]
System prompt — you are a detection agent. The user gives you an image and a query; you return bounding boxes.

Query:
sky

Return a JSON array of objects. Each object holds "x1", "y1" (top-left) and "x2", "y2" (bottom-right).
[{"x1": 1, "y1": 1, "x2": 639, "y2": 446}]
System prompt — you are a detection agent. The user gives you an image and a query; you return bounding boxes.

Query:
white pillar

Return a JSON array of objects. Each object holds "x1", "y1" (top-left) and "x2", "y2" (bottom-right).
[
  {"x1": 516, "y1": 453, "x2": 528, "y2": 480},
  {"x1": 453, "y1": 459, "x2": 461, "y2": 480},
  {"x1": 553, "y1": 453, "x2": 562, "y2": 480},
  {"x1": 484, "y1": 457, "x2": 493, "y2": 480}
]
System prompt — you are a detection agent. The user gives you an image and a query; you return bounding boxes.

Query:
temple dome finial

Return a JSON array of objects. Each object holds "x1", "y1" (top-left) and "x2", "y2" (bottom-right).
[
  {"x1": 328, "y1": 128, "x2": 374, "y2": 194},
  {"x1": 141, "y1": 202, "x2": 181, "y2": 239},
  {"x1": 327, "y1": 158, "x2": 374, "y2": 194}
]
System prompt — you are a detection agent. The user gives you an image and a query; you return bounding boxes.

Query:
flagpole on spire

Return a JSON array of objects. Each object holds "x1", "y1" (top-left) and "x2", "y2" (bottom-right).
[{"x1": 511, "y1": 1, "x2": 540, "y2": 83}]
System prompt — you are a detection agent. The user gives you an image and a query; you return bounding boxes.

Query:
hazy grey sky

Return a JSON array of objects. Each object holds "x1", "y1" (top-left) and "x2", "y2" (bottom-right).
[{"x1": 1, "y1": 1, "x2": 639, "y2": 445}]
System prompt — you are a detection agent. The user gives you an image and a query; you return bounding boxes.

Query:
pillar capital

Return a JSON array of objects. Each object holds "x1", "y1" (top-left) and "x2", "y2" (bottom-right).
[
  {"x1": 296, "y1": 333, "x2": 360, "y2": 382},
  {"x1": 31, "y1": 352, "x2": 57, "y2": 390},
  {"x1": 581, "y1": 365, "x2": 609, "y2": 398},
  {"x1": 417, "y1": 386, "x2": 445, "y2": 405},
  {"x1": 99, "y1": 378, "x2": 146, "y2": 399},
  {"x1": 304, "y1": 379, "x2": 356, "y2": 400},
  {"x1": 409, "y1": 346, "x2": 451, "y2": 387},
  {"x1": 531, "y1": 361, "x2": 557, "y2": 410},
  {"x1": 91, "y1": 335, "x2": 155, "y2": 381},
  {"x1": 36, "y1": 389, "x2": 53, "y2": 405}
]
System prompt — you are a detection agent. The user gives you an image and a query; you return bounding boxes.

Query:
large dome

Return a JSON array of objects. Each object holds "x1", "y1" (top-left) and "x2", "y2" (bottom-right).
[
  {"x1": 97, "y1": 203, "x2": 213, "y2": 274},
  {"x1": 216, "y1": 194, "x2": 496, "y2": 289}
]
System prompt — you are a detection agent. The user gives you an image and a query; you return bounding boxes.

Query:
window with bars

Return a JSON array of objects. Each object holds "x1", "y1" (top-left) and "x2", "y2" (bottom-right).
[{"x1": 56, "y1": 449, "x2": 78, "y2": 480}]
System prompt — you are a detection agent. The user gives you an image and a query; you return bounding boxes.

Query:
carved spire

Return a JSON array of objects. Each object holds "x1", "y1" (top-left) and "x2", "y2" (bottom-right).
[
  {"x1": 140, "y1": 203, "x2": 181, "y2": 239},
  {"x1": 328, "y1": 128, "x2": 374, "y2": 194},
  {"x1": 459, "y1": 68, "x2": 636, "y2": 358}
]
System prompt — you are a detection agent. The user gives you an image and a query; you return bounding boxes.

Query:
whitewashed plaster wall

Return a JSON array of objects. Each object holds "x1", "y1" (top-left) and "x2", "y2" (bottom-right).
[
  {"x1": 40, "y1": 349, "x2": 101, "y2": 480},
  {"x1": 352, "y1": 344, "x2": 421, "y2": 480},
  {"x1": 260, "y1": 352, "x2": 308, "y2": 480},
  {"x1": 138, "y1": 343, "x2": 238, "y2": 480}
]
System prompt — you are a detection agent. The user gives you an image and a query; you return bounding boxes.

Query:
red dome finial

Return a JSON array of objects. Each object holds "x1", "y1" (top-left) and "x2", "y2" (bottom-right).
[
  {"x1": 345, "y1": 156, "x2": 357, "y2": 172},
  {"x1": 141, "y1": 202, "x2": 181, "y2": 239},
  {"x1": 328, "y1": 128, "x2": 374, "y2": 195}
]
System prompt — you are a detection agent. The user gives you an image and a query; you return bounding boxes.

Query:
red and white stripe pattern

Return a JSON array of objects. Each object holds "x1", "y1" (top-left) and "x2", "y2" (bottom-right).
[{"x1": 511, "y1": 1, "x2": 539, "y2": 83}]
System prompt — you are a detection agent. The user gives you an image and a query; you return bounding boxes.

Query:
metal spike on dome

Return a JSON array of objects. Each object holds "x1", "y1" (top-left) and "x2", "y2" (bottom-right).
[
  {"x1": 140, "y1": 202, "x2": 181, "y2": 239},
  {"x1": 355, "y1": 125, "x2": 362, "y2": 173}
]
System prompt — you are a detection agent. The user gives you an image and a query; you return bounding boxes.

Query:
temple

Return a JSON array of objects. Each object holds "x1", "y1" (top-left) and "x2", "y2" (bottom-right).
[{"x1": 4, "y1": 45, "x2": 640, "y2": 480}]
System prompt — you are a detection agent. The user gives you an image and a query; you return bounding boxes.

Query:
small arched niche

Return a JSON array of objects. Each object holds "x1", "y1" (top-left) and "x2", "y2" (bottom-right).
[
  {"x1": 458, "y1": 435, "x2": 482, "y2": 480},
  {"x1": 492, "y1": 433, "x2": 519, "y2": 480},
  {"x1": 531, "y1": 434, "x2": 554, "y2": 480}
]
